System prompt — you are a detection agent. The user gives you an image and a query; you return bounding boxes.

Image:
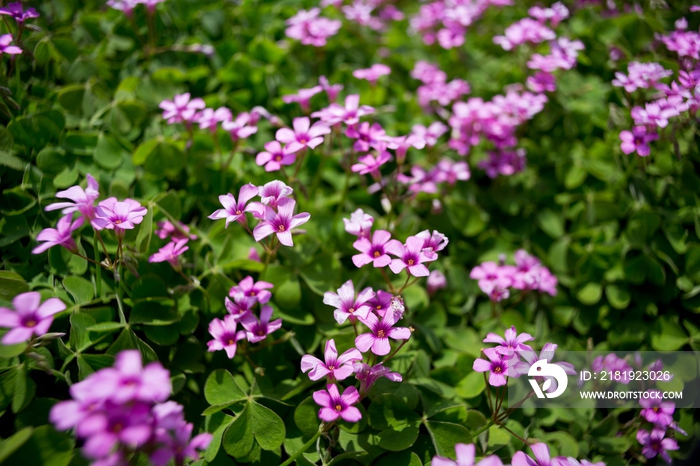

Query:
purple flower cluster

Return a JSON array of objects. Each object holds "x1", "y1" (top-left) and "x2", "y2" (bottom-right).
[
  {"x1": 412, "y1": 61, "x2": 471, "y2": 109},
  {"x1": 409, "y1": 0, "x2": 512, "y2": 49},
  {"x1": 302, "y1": 289, "x2": 406, "y2": 423},
  {"x1": 149, "y1": 221, "x2": 198, "y2": 270},
  {"x1": 433, "y1": 442, "x2": 605, "y2": 466},
  {"x1": 50, "y1": 351, "x2": 211, "y2": 466},
  {"x1": 207, "y1": 276, "x2": 281, "y2": 358},
  {"x1": 0, "y1": 2, "x2": 39, "y2": 23},
  {"x1": 209, "y1": 180, "x2": 310, "y2": 247},
  {"x1": 473, "y1": 326, "x2": 575, "y2": 392},
  {"x1": 285, "y1": 8, "x2": 341, "y2": 47},
  {"x1": 36, "y1": 175, "x2": 147, "y2": 254},
  {"x1": 339, "y1": 0, "x2": 404, "y2": 32},
  {"x1": 470, "y1": 250, "x2": 557, "y2": 302},
  {"x1": 612, "y1": 61, "x2": 673, "y2": 92},
  {"x1": 0, "y1": 292, "x2": 65, "y2": 345},
  {"x1": 344, "y1": 209, "x2": 447, "y2": 278}
]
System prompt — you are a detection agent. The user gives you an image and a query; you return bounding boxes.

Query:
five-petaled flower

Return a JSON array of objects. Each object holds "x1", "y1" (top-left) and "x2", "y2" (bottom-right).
[
  {"x1": 230, "y1": 276, "x2": 274, "y2": 304},
  {"x1": 239, "y1": 305, "x2": 282, "y2": 343},
  {"x1": 312, "y1": 384, "x2": 362, "y2": 422},
  {"x1": 207, "y1": 315, "x2": 247, "y2": 358},
  {"x1": 0, "y1": 292, "x2": 66, "y2": 345},
  {"x1": 355, "y1": 310, "x2": 411, "y2": 356},
  {"x1": 92, "y1": 198, "x2": 148, "y2": 234},
  {"x1": 32, "y1": 214, "x2": 84, "y2": 254},
  {"x1": 432, "y1": 443, "x2": 504, "y2": 466},
  {"x1": 301, "y1": 339, "x2": 362, "y2": 381},
  {"x1": 256, "y1": 141, "x2": 297, "y2": 172},
  {"x1": 252, "y1": 198, "x2": 310, "y2": 247},
  {"x1": 148, "y1": 239, "x2": 190, "y2": 269},
  {"x1": 45, "y1": 174, "x2": 100, "y2": 220},
  {"x1": 323, "y1": 279, "x2": 375, "y2": 324},
  {"x1": 386, "y1": 235, "x2": 435, "y2": 276},
  {"x1": 352, "y1": 230, "x2": 394, "y2": 268},
  {"x1": 208, "y1": 184, "x2": 259, "y2": 228},
  {"x1": 473, "y1": 347, "x2": 512, "y2": 386},
  {"x1": 275, "y1": 117, "x2": 330, "y2": 153}
]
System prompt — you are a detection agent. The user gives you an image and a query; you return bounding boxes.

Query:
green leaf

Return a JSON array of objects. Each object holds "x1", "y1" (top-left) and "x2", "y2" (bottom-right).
[
  {"x1": 455, "y1": 371, "x2": 486, "y2": 399},
  {"x1": 374, "y1": 451, "x2": 423, "y2": 466},
  {"x1": 651, "y1": 317, "x2": 688, "y2": 351},
  {"x1": 604, "y1": 284, "x2": 630, "y2": 310},
  {"x1": 222, "y1": 404, "x2": 255, "y2": 458},
  {"x1": 425, "y1": 421, "x2": 472, "y2": 457},
  {"x1": 107, "y1": 328, "x2": 158, "y2": 363},
  {"x1": 294, "y1": 396, "x2": 321, "y2": 437},
  {"x1": 204, "y1": 369, "x2": 248, "y2": 408},
  {"x1": 57, "y1": 84, "x2": 85, "y2": 113},
  {"x1": 93, "y1": 133, "x2": 125, "y2": 169},
  {"x1": 537, "y1": 209, "x2": 564, "y2": 238},
  {"x1": 0, "y1": 271, "x2": 29, "y2": 301},
  {"x1": 63, "y1": 276, "x2": 94, "y2": 305},
  {"x1": 136, "y1": 208, "x2": 153, "y2": 253},
  {"x1": 12, "y1": 364, "x2": 28, "y2": 413},
  {"x1": 576, "y1": 283, "x2": 602, "y2": 306},
  {"x1": 129, "y1": 302, "x2": 179, "y2": 326},
  {"x1": 377, "y1": 425, "x2": 420, "y2": 451},
  {"x1": 248, "y1": 401, "x2": 286, "y2": 450},
  {"x1": 205, "y1": 412, "x2": 235, "y2": 462},
  {"x1": 69, "y1": 312, "x2": 98, "y2": 352},
  {"x1": 368, "y1": 395, "x2": 420, "y2": 431},
  {"x1": 1, "y1": 425, "x2": 74, "y2": 466},
  {"x1": 133, "y1": 139, "x2": 159, "y2": 165},
  {"x1": 0, "y1": 427, "x2": 33, "y2": 463}
]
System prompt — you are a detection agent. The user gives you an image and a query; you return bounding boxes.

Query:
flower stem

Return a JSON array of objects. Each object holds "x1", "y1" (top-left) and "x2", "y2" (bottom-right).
[
  {"x1": 471, "y1": 419, "x2": 495, "y2": 438},
  {"x1": 280, "y1": 426, "x2": 324, "y2": 466}
]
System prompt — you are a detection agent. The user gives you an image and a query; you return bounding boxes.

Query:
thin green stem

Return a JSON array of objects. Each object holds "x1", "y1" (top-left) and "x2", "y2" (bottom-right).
[
  {"x1": 471, "y1": 419, "x2": 495, "y2": 438},
  {"x1": 94, "y1": 232, "x2": 102, "y2": 297},
  {"x1": 280, "y1": 427, "x2": 324, "y2": 466},
  {"x1": 115, "y1": 266, "x2": 127, "y2": 326},
  {"x1": 382, "y1": 337, "x2": 410, "y2": 364}
]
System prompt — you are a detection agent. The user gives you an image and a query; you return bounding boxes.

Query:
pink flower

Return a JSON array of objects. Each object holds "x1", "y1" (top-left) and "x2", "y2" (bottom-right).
[
  {"x1": 483, "y1": 326, "x2": 534, "y2": 357},
  {"x1": 343, "y1": 208, "x2": 374, "y2": 238},
  {"x1": 107, "y1": 0, "x2": 139, "y2": 16},
  {"x1": 0, "y1": 34, "x2": 21, "y2": 55},
  {"x1": 619, "y1": 126, "x2": 658, "y2": 157},
  {"x1": 353, "y1": 362, "x2": 402, "y2": 394},
  {"x1": 415, "y1": 229, "x2": 449, "y2": 260},
  {"x1": 285, "y1": 8, "x2": 341, "y2": 47},
  {"x1": 637, "y1": 429, "x2": 678, "y2": 464},
  {"x1": 323, "y1": 279, "x2": 374, "y2": 324},
  {"x1": 432, "y1": 443, "x2": 504, "y2": 466},
  {"x1": 435, "y1": 159, "x2": 471, "y2": 184},
  {"x1": 367, "y1": 290, "x2": 393, "y2": 317},
  {"x1": 312, "y1": 384, "x2": 362, "y2": 422},
  {"x1": 148, "y1": 239, "x2": 189, "y2": 269},
  {"x1": 427, "y1": 270, "x2": 447, "y2": 295},
  {"x1": 353, "y1": 64, "x2": 391, "y2": 85},
  {"x1": 412, "y1": 122, "x2": 448, "y2": 147},
  {"x1": 230, "y1": 276, "x2": 273, "y2": 304},
  {"x1": 315, "y1": 94, "x2": 375, "y2": 126},
  {"x1": 208, "y1": 184, "x2": 259, "y2": 227},
  {"x1": 512, "y1": 443, "x2": 553, "y2": 466},
  {"x1": 301, "y1": 339, "x2": 362, "y2": 381},
  {"x1": 92, "y1": 198, "x2": 148, "y2": 233},
  {"x1": 196, "y1": 107, "x2": 232, "y2": 132},
  {"x1": 351, "y1": 151, "x2": 392, "y2": 179},
  {"x1": 640, "y1": 390, "x2": 675, "y2": 428},
  {"x1": 319, "y1": 76, "x2": 343, "y2": 102},
  {"x1": 222, "y1": 112, "x2": 258, "y2": 141},
  {"x1": 282, "y1": 86, "x2": 322, "y2": 112},
  {"x1": 159, "y1": 93, "x2": 206, "y2": 125},
  {"x1": 224, "y1": 293, "x2": 256, "y2": 320},
  {"x1": 45, "y1": 173, "x2": 100, "y2": 220},
  {"x1": 256, "y1": 141, "x2": 297, "y2": 172},
  {"x1": 386, "y1": 134, "x2": 426, "y2": 163},
  {"x1": 276, "y1": 117, "x2": 330, "y2": 153},
  {"x1": 352, "y1": 230, "x2": 394, "y2": 268},
  {"x1": 355, "y1": 310, "x2": 411, "y2": 356},
  {"x1": 258, "y1": 180, "x2": 294, "y2": 208},
  {"x1": 0, "y1": 292, "x2": 65, "y2": 345},
  {"x1": 470, "y1": 262, "x2": 512, "y2": 295},
  {"x1": 385, "y1": 235, "x2": 435, "y2": 277},
  {"x1": 513, "y1": 343, "x2": 576, "y2": 377},
  {"x1": 252, "y1": 198, "x2": 310, "y2": 247},
  {"x1": 473, "y1": 348, "x2": 513, "y2": 386},
  {"x1": 528, "y1": 2, "x2": 569, "y2": 27},
  {"x1": 0, "y1": 2, "x2": 40, "y2": 22},
  {"x1": 32, "y1": 214, "x2": 84, "y2": 254},
  {"x1": 239, "y1": 306, "x2": 282, "y2": 343},
  {"x1": 527, "y1": 71, "x2": 557, "y2": 93},
  {"x1": 346, "y1": 122, "x2": 386, "y2": 152},
  {"x1": 154, "y1": 221, "x2": 197, "y2": 241},
  {"x1": 207, "y1": 315, "x2": 246, "y2": 358}
]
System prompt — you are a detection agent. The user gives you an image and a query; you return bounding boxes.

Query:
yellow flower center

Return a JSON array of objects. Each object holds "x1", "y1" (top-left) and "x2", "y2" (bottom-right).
[
  {"x1": 377, "y1": 330, "x2": 385, "y2": 338},
  {"x1": 278, "y1": 225, "x2": 286, "y2": 231},
  {"x1": 25, "y1": 320, "x2": 37, "y2": 328},
  {"x1": 335, "y1": 404, "x2": 342, "y2": 412},
  {"x1": 373, "y1": 251, "x2": 380, "y2": 258},
  {"x1": 407, "y1": 259, "x2": 414, "y2": 265}
]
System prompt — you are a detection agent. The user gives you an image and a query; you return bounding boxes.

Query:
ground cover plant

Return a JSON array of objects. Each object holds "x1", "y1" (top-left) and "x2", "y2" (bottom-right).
[{"x1": 1, "y1": 0, "x2": 700, "y2": 464}]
